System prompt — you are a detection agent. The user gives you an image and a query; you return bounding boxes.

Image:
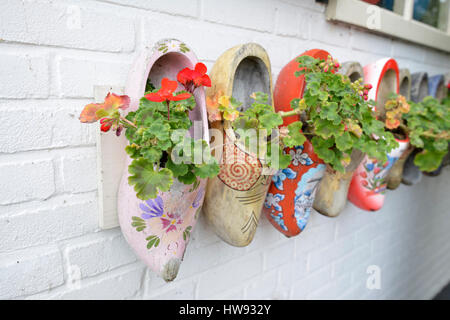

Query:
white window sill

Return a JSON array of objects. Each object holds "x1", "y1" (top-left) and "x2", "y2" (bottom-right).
[{"x1": 325, "y1": 0, "x2": 450, "y2": 53}]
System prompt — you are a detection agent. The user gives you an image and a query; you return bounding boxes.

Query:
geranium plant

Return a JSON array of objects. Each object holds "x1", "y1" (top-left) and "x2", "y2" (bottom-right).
[
  {"x1": 210, "y1": 91, "x2": 307, "y2": 169},
  {"x1": 287, "y1": 55, "x2": 399, "y2": 172},
  {"x1": 384, "y1": 95, "x2": 450, "y2": 172},
  {"x1": 79, "y1": 63, "x2": 220, "y2": 200}
]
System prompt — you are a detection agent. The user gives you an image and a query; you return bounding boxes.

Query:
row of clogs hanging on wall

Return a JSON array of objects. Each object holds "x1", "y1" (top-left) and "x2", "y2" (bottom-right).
[{"x1": 116, "y1": 39, "x2": 449, "y2": 282}]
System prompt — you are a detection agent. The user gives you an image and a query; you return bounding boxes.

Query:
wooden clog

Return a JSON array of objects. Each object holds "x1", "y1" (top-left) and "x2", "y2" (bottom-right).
[
  {"x1": 313, "y1": 61, "x2": 366, "y2": 217},
  {"x1": 402, "y1": 72, "x2": 429, "y2": 185},
  {"x1": 202, "y1": 43, "x2": 275, "y2": 247},
  {"x1": 387, "y1": 68, "x2": 413, "y2": 190},
  {"x1": 262, "y1": 49, "x2": 329, "y2": 237},
  {"x1": 348, "y1": 58, "x2": 410, "y2": 211},
  {"x1": 117, "y1": 39, "x2": 209, "y2": 282}
]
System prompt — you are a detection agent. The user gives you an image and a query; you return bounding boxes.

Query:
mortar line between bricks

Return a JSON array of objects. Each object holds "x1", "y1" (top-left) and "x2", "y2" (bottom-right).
[
  {"x1": 0, "y1": 39, "x2": 137, "y2": 56},
  {"x1": 0, "y1": 190, "x2": 97, "y2": 214},
  {"x1": 0, "y1": 144, "x2": 96, "y2": 160},
  {"x1": 94, "y1": 0, "x2": 202, "y2": 21},
  {"x1": 19, "y1": 261, "x2": 146, "y2": 300}
]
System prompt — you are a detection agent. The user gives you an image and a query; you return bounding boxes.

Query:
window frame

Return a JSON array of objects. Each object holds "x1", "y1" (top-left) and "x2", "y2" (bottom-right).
[{"x1": 325, "y1": 0, "x2": 450, "y2": 53}]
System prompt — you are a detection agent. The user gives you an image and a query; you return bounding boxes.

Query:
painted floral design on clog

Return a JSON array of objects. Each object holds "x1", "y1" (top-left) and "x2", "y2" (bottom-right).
[
  {"x1": 140, "y1": 196, "x2": 164, "y2": 219},
  {"x1": 290, "y1": 145, "x2": 314, "y2": 166},
  {"x1": 348, "y1": 139, "x2": 409, "y2": 211},
  {"x1": 272, "y1": 168, "x2": 297, "y2": 190},
  {"x1": 262, "y1": 49, "x2": 330, "y2": 238},
  {"x1": 117, "y1": 39, "x2": 209, "y2": 282},
  {"x1": 359, "y1": 156, "x2": 395, "y2": 195},
  {"x1": 264, "y1": 193, "x2": 285, "y2": 211},
  {"x1": 263, "y1": 140, "x2": 325, "y2": 237},
  {"x1": 269, "y1": 212, "x2": 288, "y2": 232},
  {"x1": 293, "y1": 164, "x2": 326, "y2": 231}
]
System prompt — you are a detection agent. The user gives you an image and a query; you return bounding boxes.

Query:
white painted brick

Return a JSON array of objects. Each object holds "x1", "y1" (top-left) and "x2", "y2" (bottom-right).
[
  {"x1": 307, "y1": 274, "x2": 351, "y2": 300},
  {"x1": 332, "y1": 244, "x2": 371, "y2": 278},
  {"x1": 0, "y1": 0, "x2": 449, "y2": 301},
  {"x1": 245, "y1": 270, "x2": 279, "y2": 299},
  {"x1": 146, "y1": 276, "x2": 197, "y2": 300},
  {"x1": 0, "y1": 199, "x2": 97, "y2": 252},
  {"x1": 309, "y1": 12, "x2": 351, "y2": 48},
  {"x1": 0, "y1": 159, "x2": 55, "y2": 205},
  {"x1": 0, "y1": 100, "x2": 95, "y2": 153},
  {"x1": 203, "y1": 0, "x2": 276, "y2": 32},
  {"x1": 264, "y1": 240, "x2": 294, "y2": 271},
  {"x1": 59, "y1": 264, "x2": 145, "y2": 299},
  {"x1": 212, "y1": 287, "x2": 246, "y2": 300},
  {"x1": 63, "y1": 230, "x2": 136, "y2": 279},
  {"x1": 392, "y1": 40, "x2": 427, "y2": 63},
  {"x1": 280, "y1": 0, "x2": 326, "y2": 12},
  {"x1": 293, "y1": 220, "x2": 335, "y2": 253},
  {"x1": 57, "y1": 56, "x2": 130, "y2": 98},
  {"x1": 291, "y1": 266, "x2": 332, "y2": 299},
  {"x1": 99, "y1": 0, "x2": 199, "y2": 18},
  {"x1": 0, "y1": 245, "x2": 64, "y2": 299},
  {"x1": 308, "y1": 234, "x2": 354, "y2": 272},
  {"x1": 275, "y1": 3, "x2": 309, "y2": 39},
  {"x1": 197, "y1": 252, "x2": 263, "y2": 298},
  {"x1": 62, "y1": 152, "x2": 97, "y2": 193},
  {"x1": 177, "y1": 238, "x2": 245, "y2": 279},
  {"x1": 0, "y1": 0, "x2": 135, "y2": 52},
  {"x1": 0, "y1": 53, "x2": 49, "y2": 98},
  {"x1": 351, "y1": 28, "x2": 392, "y2": 56}
]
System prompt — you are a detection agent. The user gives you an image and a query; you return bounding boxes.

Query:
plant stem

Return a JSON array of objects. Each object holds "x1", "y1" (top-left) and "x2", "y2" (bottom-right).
[
  {"x1": 166, "y1": 101, "x2": 170, "y2": 121},
  {"x1": 120, "y1": 117, "x2": 137, "y2": 128},
  {"x1": 278, "y1": 108, "x2": 302, "y2": 118}
]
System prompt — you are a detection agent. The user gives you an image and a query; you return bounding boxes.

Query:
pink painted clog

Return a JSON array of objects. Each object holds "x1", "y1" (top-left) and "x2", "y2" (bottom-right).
[
  {"x1": 117, "y1": 39, "x2": 209, "y2": 281},
  {"x1": 347, "y1": 58, "x2": 410, "y2": 211}
]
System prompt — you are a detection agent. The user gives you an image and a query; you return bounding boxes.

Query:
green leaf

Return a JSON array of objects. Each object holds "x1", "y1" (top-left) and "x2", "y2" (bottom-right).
[
  {"x1": 177, "y1": 170, "x2": 197, "y2": 185},
  {"x1": 311, "y1": 136, "x2": 335, "y2": 163},
  {"x1": 433, "y1": 139, "x2": 448, "y2": 152},
  {"x1": 335, "y1": 131, "x2": 353, "y2": 151},
  {"x1": 314, "y1": 119, "x2": 344, "y2": 139},
  {"x1": 414, "y1": 149, "x2": 446, "y2": 172},
  {"x1": 128, "y1": 158, "x2": 173, "y2": 200},
  {"x1": 166, "y1": 156, "x2": 189, "y2": 177},
  {"x1": 320, "y1": 102, "x2": 341, "y2": 124},
  {"x1": 283, "y1": 122, "x2": 306, "y2": 148},
  {"x1": 125, "y1": 144, "x2": 141, "y2": 159},
  {"x1": 142, "y1": 147, "x2": 162, "y2": 163},
  {"x1": 149, "y1": 121, "x2": 170, "y2": 141},
  {"x1": 193, "y1": 162, "x2": 220, "y2": 179},
  {"x1": 259, "y1": 112, "x2": 283, "y2": 131}
]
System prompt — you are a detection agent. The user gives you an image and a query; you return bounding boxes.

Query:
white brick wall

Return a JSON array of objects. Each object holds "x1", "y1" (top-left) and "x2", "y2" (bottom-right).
[{"x1": 0, "y1": 0, "x2": 449, "y2": 300}]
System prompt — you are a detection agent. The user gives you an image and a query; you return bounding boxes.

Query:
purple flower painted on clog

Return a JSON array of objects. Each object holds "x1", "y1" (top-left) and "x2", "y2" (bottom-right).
[
  {"x1": 272, "y1": 168, "x2": 297, "y2": 191},
  {"x1": 192, "y1": 187, "x2": 205, "y2": 209},
  {"x1": 140, "y1": 196, "x2": 164, "y2": 219}
]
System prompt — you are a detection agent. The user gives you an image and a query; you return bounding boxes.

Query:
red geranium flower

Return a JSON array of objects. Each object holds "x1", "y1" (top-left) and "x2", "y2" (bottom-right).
[
  {"x1": 177, "y1": 63, "x2": 211, "y2": 92},
  {"x1": 100, "y1": 118, "x2": 112, "y2": 132},
  {"x1": 144, "y1": 78, "x2": 191, "y2": 103}
]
